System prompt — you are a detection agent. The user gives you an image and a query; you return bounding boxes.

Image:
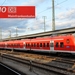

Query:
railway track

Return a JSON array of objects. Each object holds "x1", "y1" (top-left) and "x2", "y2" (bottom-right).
[
  {"x1": 0, "y1": 62, "x2": 22, "y2": 75},
  {"x1": 0, "y1": 50, "x2": 75, "y2": 75}
]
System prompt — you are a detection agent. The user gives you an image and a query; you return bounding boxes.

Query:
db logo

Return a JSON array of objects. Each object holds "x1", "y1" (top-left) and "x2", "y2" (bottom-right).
[
  {"x1": 8, "y1": 7, "x2": 16, "y2": 13},
  {"x1": 0, "y1": 7, "x2": 6, "y2": 13}
]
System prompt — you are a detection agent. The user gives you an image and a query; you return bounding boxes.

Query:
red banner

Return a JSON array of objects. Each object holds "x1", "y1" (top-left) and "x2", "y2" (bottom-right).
[{"x1": 0, "y1": 6, "x2": 35, "y2": 18}]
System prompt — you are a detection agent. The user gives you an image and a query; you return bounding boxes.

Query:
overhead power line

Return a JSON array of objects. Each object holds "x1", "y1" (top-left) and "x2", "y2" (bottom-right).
[
  {"x1": 1, "y1": 0, "x2": 7, "y2": 6},
  {"x1": 37, "y1": 0, "x2": 68, "y2": 15},
  {"x1": 56, "y1": 0, "x2": 68, "y2": 5},
  {"x1": 25, "y1": 0, "x2": 68, "y2": 29}
]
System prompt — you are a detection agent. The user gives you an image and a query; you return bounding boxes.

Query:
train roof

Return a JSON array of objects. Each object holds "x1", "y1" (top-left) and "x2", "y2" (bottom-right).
[
  {"x1": 0, "y1": 35, "x2": 74, "y2": 43},
  {"x1": 31, "y1": 35, "x2": 73, "y2": 40}
]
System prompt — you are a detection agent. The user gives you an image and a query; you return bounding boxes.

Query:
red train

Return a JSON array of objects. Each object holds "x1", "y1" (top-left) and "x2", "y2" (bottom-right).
[{"x1": 0, "y1": 34, "x2": 75, "y2": 54}]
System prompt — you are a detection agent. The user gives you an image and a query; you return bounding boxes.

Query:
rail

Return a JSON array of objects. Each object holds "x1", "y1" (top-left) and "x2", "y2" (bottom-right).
[{"x1": 0, "y1": 53, "x2": 75, "y2": 75}]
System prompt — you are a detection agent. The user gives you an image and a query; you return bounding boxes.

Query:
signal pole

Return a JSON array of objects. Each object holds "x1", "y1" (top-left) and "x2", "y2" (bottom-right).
[
  {"x1": 52, "y1": 0, "x2": 55, "y2": 31},
  {"x1": 9, "y1": 30, "x2": 11, "y2": 39},
  {"x1": 42, "y1": 16, "x2": 47, "y2": 32}
]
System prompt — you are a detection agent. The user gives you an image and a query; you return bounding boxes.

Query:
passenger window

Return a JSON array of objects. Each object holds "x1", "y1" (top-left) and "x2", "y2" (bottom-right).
[
  {"x1": 37, "y1": 43, "x2": 39, "y2": 47},
  {"x1": 18, "y1": 44, "x2": 20, "y2": 46},
  {"x1": 34, "y1": 43, "x2": 36, "y2": 47},
  {"x1": 18, "y1": 44, "x2": 19, "y2": 46},
  {"x1": 27, "y1": 43, "x2": 29, "y2": 47},
  {"x1": 55, "y1": 42, "x2": 59, "y2": 47},
  {"x1": 29, "y1": 44, "x2": 30, "y2": 46},
  {"x1": 27, "y1": 43, "x2": 28, "y2": 47},
  {"x1": 28, "y1": 43, "x2": 30, "y2": 46},
  {"x1": 43, "y1": 43, "x2": 45, "y2": 47},
  {"x1": 26, "y1": 43, "x2": 27, "y2": 47},
  {"x1": 31, "y1": 43, "x2": 33, "y2": 47},
  {"x1": 36, "y1": 43, "x2": 37, "y2": 47},
  {"x1": 60, "y1": 42, "x2": 64, "y2": 48},
  {"x1": 40, "y1": 43, "x2": 42, "y2": 47},
  {"x1": 14, "y1": 44, "x2": 15, "y2": 46},
  {"x1": 16, "y1": 44, "x2": 17, "y2": 47},
  {"x1": 47, "y1": 43, "x2": 49, "y2": 47}
]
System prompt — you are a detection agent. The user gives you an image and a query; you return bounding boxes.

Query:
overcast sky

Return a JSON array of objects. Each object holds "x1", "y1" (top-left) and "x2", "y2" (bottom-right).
[{"x1": 0, "y1": 0, "x2": 75, "y2": 39}]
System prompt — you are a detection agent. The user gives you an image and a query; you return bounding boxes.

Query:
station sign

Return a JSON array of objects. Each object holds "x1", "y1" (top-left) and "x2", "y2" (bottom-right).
[{"x1": 0, "y1": 6, "x2": 35, "y2": 18}]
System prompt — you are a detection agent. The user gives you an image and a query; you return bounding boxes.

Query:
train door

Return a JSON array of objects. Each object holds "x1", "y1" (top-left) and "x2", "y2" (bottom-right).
[{"x1": 50, "y1": 40, "x2": 54, "y2": 51}]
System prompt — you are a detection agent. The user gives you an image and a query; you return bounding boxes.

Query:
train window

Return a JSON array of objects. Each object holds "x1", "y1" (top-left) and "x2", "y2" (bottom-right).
[
  {"x1": 47, "y1": 43, "x2": 49, "y2": 47},
  {"x1": 33, "y1": 43, "x2": 34, "y2": 47},
  {"x1": 26, "y1": 43, "x2": 27, "y2": 47},
  {"x1": 34, "y1": 43, "x2": 36, "y2": 47},
  {"x1": 36, "y1": 43, "x2": 37, "y2": 47},
  {"x1": 27, "y1": 43, "x2": 28, "y2": 47},
  {"x1": 28, "y1": 43, "x2": 30, "y2": 46},
  {"x1": 13, "y1": 44, "x2": 15, "y2": 46},
  {"x1": 33, "y1": 44, "x2": 34, "y2": 47},
  {"x1": 31, "y1": 43, "x2": 33, "y2": 47},
  {"x1": 60, "y1": 42, "x2": 64, "y2": 48},
  {"x1": 35, "y1": 43, "x2": 36, "y2": 47},
  {"x1": 43, "y1": 43, "x2": 45, "y2": 47},
  {"x1": 11, "y1": 44, "x2": 13, "y2": 46},
  {"x1": 17, "y1": 44, "x2": 20, "y2": 47},
  {"x1": 40, "y1": 43, "x2": 42, "y2": 47},
  {"x1": 55, "y1": 42, "x2": 59, "y2": 47},
  {"x1": 29, "y1": 44, "x2": 30, "y2": 46},
  {"x1": 15, "y1": 44, "x2": 16, "y2": 46},
  {"x1": 15, "y1": 44, "x2": 17, "y2": 46},
  {"x1": 37, "y1": 43, "x2": 39, "y2": 47},
  {"x1": 27, "y1": 44, "x2": 28, "y2": 46},
  {"x1": 16, "y1": 44, "x2": 17, "y2": 46},
  {"x1": 11, "y1": 44, "x2": 12, "y2": 46},
  {"x1": 16, "y1": 44, "x2": 18, "y2": 46},
  {"x1": 14, "y1": 44, "x2": 15, "y2": 46}
]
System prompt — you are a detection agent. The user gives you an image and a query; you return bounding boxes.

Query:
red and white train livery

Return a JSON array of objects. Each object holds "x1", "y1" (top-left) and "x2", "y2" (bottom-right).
[{"x1": 0, "y1": 35, "x2": 75, "y2": 54}]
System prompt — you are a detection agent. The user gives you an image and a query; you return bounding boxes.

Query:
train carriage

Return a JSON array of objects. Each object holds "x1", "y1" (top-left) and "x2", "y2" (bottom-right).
[
  {"x1": 0, "y1": 42, "x2": 5, "y2": 49},
  {"x1": 29, "y1": 35, "x2": 75, "y2": 53},
  {"x1": 52, "y1": 35, "x2": 75, "y2": 53},
  {"x1": 5, "y1": 41, "x2": 14, "y2": 49},
  {"x1": 25, "y1": 39, "x2": 31, "y2": 50},
  {"x1": 0, "y1": 34, "x2": 75, "y2": 54},
  {"x1": 13, "y1": 40, "x2": 25, "y2": 50},
  {"x1": 30, "y1": 38, "x2": 50, "y2": 52}
]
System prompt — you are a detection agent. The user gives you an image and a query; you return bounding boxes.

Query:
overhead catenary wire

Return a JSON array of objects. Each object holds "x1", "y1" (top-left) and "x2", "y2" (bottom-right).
[
  {"x1": 23, "y1": 0, "x2": 68, "y2": 27},
  {"x1": 0, "y1": 0, "x2": 68, "y2": 28},
  {"x1": 1, "y1": 0, "x2": 7, "y2": 6},
  {"x1": 1, "y1": 0, "x2": 69, "y2": 38},
  {"x1": 37, "y1": 0, "x2": 68, "y2": 15}
]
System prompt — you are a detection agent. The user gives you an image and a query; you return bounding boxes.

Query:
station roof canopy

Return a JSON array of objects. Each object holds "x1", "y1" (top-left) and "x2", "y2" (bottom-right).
[{"x1": 2, "y1": 27, "x2": 75, "y2": 41}]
